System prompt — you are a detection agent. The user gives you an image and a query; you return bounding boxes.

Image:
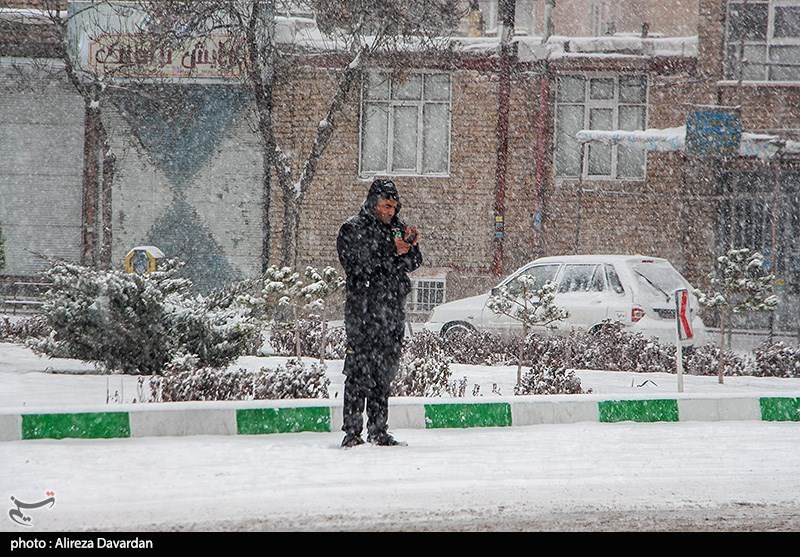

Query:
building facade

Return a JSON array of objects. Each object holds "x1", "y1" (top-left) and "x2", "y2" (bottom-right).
[{"x1": 1, "y1": 1, "x2": 798, "y2": 336}]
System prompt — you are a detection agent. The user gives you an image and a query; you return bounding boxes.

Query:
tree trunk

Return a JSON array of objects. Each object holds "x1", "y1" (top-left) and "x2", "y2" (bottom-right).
[{"x1": 99, "y1": 121, "x2": 115, "y2": 270}]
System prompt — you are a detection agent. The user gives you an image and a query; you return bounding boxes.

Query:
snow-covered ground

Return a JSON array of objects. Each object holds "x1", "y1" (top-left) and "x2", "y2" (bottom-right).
[{"x1": 2, "y1": 341, "x2": 800, "y2": 532}]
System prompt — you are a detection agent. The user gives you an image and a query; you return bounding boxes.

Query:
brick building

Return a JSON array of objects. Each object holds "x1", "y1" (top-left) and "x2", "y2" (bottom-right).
[{"x1": 1, "y1": 1, "x2": 798, "y2": 335}]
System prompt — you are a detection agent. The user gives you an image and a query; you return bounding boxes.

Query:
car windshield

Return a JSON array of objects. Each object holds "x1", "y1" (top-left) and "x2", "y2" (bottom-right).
[{"x1": 629, "y1": 261, "x2": 687, "y2": 302}]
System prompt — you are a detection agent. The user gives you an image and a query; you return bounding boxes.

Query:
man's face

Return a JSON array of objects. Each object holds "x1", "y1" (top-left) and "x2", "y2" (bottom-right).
[{"x1": 374, "y1": 198, "x2": 397, "y2": 225}]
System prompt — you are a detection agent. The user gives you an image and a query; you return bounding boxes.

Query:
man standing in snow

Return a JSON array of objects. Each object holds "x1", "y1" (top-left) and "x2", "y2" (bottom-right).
[{"x1": 336, "y1": 179, "x2": 422, "y2": 447}]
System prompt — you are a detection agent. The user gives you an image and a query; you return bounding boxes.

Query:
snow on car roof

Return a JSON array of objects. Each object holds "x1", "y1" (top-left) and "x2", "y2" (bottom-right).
[{"x1": 525, "y1": 254, "x2": 670, "y2": 265}]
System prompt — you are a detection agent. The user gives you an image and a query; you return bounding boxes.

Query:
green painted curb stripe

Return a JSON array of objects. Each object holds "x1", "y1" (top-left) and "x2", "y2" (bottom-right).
[
  {"x1": 760, "y1": 397, "x2": 800, "y2": 421},
  {"x1": 236, "y1": 407, "x2": 331, "y2": 435},
  {"x1": 598, "y1": 399, "x2": 679, "y2": 423},
  {"x1": 424, "y1": 403, "x2": 512, "y2": 429},
  {"x1": 21, "y1": 412, "x2": 131, "y2": 440}
]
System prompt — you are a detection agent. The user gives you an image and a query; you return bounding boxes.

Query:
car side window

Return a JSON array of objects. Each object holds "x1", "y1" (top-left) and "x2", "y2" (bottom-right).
[
  {"x1": 557, "y1": 264, "x2": 605, "y2": 293},
  {"x1": 520, "y1": 264, "x2": 560, "y2": 286},
  {"x1": 605, "y1": 264, "x2": 625, "y2": 294}
]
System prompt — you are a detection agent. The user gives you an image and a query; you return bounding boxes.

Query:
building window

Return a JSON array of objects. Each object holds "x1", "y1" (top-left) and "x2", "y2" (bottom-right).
[
  {"x1": 554, "y1": 74, "x2": 648, "y2": 179},
  {"x1": 477, "y1": 0, "x2": 536, "y2": 35},
  {"x1": 360, "y1": 72, "x2": 451, "y2": 176},
  {"x1": 724, "y1": 1, "x2": 800, "y2": 81},
  {"x1": 407, "y1": 277, "x2": 446, "y2": 314}
]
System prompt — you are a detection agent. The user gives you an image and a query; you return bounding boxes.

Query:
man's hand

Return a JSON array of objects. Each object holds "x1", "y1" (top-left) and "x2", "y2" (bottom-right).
[{"x1": 395, "y1": 226, "x2": 419, "y2": 255}]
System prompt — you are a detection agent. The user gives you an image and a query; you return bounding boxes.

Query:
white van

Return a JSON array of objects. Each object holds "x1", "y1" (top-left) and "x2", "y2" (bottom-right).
[{"x1": 422, "y1": 254, "x2": 707, "y2": 347}]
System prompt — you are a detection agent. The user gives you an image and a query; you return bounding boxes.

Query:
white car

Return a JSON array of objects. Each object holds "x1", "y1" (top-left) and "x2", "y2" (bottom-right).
[{"x1": 423, "y1": 254, "x2": 707, "y2": 347}]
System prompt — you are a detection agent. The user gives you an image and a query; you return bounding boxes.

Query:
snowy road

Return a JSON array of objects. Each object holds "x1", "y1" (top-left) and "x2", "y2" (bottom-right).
[{"x1": 3, "y1": 420, "x2": 799, "y2": 532}]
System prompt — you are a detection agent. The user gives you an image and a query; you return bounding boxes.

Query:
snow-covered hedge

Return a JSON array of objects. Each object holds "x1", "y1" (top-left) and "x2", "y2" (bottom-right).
[
  {"x1": 0, "y1": 314, "x2": 50, "y2": 342},
  {"x1": 149, "y1": 357, "x2": 330, "y2": 402},
  {"x1": 753, "y1": 341, "x2": 800, "y2": 378},
  {"x1": 515, "y1": 366, "x2": 588, "y2": 395},
  {"x1": 391, "y1": 330, "x2": 453, "y2": 397},
  {"x1": 269, "y1": 319, "x2": 347, "y2": 359},
  {"x1": 27, "y1": 260, "x2": 261, "y2": 375}
]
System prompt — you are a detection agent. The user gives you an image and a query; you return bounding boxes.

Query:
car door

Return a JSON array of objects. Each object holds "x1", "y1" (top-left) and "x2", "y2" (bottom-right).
[
  {"x1": 552, "y1": 264, "x2": 610, "y2": 333},
  {"x1": 481, "y1": 263, "x2": 561, "y2": 337}
]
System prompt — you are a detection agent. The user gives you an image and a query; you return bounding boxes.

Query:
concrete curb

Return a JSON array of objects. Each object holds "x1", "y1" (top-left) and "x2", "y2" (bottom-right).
[{"x1": 1, "y1": 394, "x2": 798, "y2": 441}]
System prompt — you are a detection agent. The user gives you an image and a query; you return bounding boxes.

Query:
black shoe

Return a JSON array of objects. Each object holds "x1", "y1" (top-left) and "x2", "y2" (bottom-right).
[
  {"x1": 367, "y1": 432, "x2": 402, "y2": 446},
  {"x1": 341, "y1": 433, "x2": 365, "y2": 448}
]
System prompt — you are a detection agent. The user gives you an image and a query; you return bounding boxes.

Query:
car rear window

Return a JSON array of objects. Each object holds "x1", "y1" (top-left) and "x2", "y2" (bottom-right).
[{"x1": 629, "y1": 260, "x2": 687, "y2": 301}]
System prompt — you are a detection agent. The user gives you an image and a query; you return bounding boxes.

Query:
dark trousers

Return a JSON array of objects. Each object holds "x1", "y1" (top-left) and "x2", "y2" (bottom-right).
[{"x1": 342, "y1": 372, "x2": 391, "y2": 437}]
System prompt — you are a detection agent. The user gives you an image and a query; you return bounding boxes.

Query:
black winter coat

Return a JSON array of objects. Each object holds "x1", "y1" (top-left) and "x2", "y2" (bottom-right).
[{"x1": 336, "y1": 200, "x2": 422, "y2": 379}]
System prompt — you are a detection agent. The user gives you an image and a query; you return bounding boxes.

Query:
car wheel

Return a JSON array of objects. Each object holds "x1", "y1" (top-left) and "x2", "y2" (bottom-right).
[{"x1": 441, "y1": 321, "x2": 476, "y2": 341}]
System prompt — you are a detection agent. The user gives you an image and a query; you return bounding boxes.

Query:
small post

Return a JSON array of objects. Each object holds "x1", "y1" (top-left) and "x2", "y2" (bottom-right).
[{"x1": 675, "y1": 288, "x2": 693, "y2": 393}]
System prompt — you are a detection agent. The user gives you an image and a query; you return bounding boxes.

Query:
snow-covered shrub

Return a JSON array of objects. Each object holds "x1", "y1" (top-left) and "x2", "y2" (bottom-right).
[
  {"x1": 250, "y1": 358, "x2": 331, "y2": 399},
  {"x1": 442, "y1": 329, "x2": 516, "y2": 366},
  {"x1": 391, "y1": 356, "x2": 452, "y2": 397},
  {"x1": 0, "y1": 314, "x2": 51, "y2": 342},
  {"x1": 150, "y1": 357, "x2": 330, "y2": 402},
  {"x1": 402, "y1": 329, "x2": 447, "y2": 359},
  {"x1": 170, "y1": 288, "x2": 263, "y2": 367},
  {"x1": 270, "y1": 319, "x2": 346, "y2": 359},
  {"x1": 392, "y1": 331, "x2": 452, "y2": 397},
  {"x1": 515, "y1": 366, "x2": 588, "y2": 395},
  {"x1": 683, "y1": 344, "x2": 751, "y2": 377},
  {"x1": 28, "y1": 260, "x2": 259, "y2": 375},
  {"x1": 753, "y1": 342, "x2": 800, "y2": 378}
]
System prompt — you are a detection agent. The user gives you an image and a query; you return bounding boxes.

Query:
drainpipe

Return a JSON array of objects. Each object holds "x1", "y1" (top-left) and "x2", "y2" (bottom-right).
[
  {"x1": 532, "y1": 71, "x2": 548, "y2": 259},
  {"x1": 533, "y1": 1, "x2": 555, "y2": 259},
  {"x1": 492, "y1": 0, "x2": 515, "y2": 277}
]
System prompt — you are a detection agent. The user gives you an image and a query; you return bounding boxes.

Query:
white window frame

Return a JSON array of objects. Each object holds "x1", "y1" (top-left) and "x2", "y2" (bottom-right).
[
  {"x1": 724, "y1": 0, "x2": 800, "y2": 81},
  {"x1": 554, "y1": 73, "x2": 649, "y2": 181},
  {"x1": 407, "y1": 276, "x2": 447, "y2": 315},
  {"x1": 359, "y1": 71, "x2": 452, "y2": 177}
]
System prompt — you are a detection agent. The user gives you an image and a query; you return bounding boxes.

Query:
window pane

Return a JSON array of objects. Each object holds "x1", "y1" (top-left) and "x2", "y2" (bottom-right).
[
  {"x1": 588, "y1": 144, "x2": 612, "y2": 175},
  {"x1": 361, "y1": 104, "x2": 388, "y2": 172},
  {"x1": 364, "y1": 73, "x2": 389, "y2": 100},
  {"x1": 590, "y1": 78, "x2": 614, "y2": 100},
  {"x1": 770, "y1": 46, "x2": 800, "y2": 80},
  {"x1": 589, "y1": 108, "x2": 613, "y2": 130},
  {"x1": 424, "y1": 74, "x2": 450, "y2": 101},
  {"x1": 774, "y1": 6, "x2": 800, "y2": 38},
  {"x1": 727, "y1": 2, "x2": 768, "y2": 41},
  {"x1": 392, "y1": 75, "x2": 422, "y2": 100},
  {"x1": 392, "y1": 105, "x2": 418, "y2": 170},
  {"x1": 605, "y1": 264, "x2": 625, "y2": 294},
  {"x1": 558, "y1": 265, "x2": 599, "y2": 293},
  {"x1": 423, "y1": 103, "x2": 449, "y2": 174},
  {"x1": 520, "y1": 264, "x2": 560, "y2": 285},
  {"x1": 619, "y1": 76, "x2": 646, "y2": 103},
  {"x1": 619, "y1": 106, "x2": 645, "y2": 131},
  {"x1": 587, "y1": 108, "x2": 613, "y2": 174},
  {"x1": 555, "y1": 105, "x2": 584, "y2": 176},
  {"x1": 515, "y1": 0, "x2": 535, "y2": 35},
  {"x1": 743, "y1": 44, "x2": 768, "y2": 80},
  {"x1": 617, "y1": 146, "x2": 646, "y2": 178},
  {"x1": 557, "y1": 75, "x2": 585, "y2": 103}
]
